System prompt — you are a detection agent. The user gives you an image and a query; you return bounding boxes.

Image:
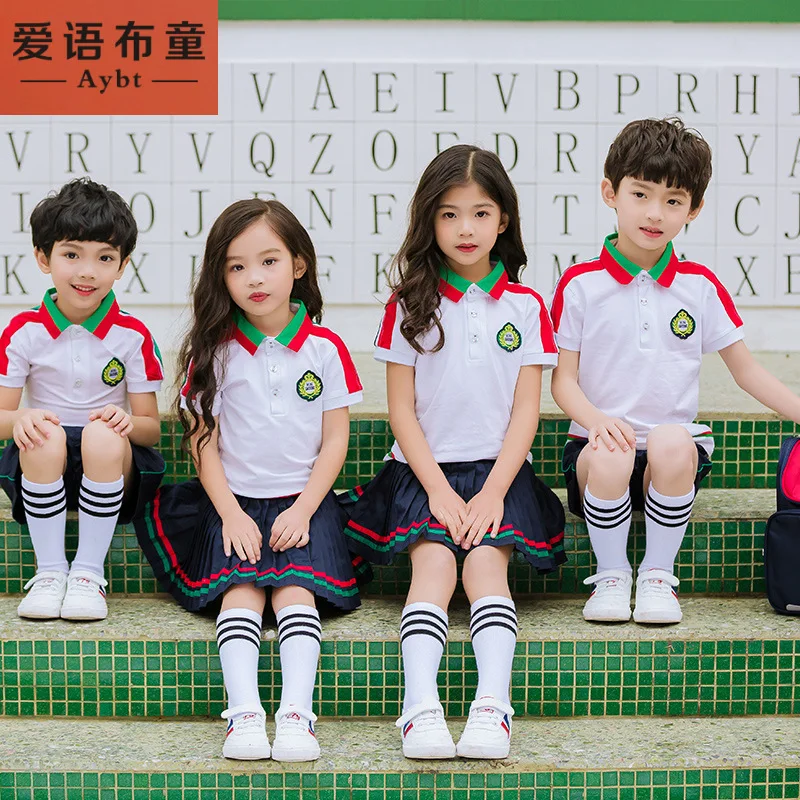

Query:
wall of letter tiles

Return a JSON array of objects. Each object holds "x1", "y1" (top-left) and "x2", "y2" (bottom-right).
[{"x1": 2, "y1": 62, "x2": 799, "y2": 351}]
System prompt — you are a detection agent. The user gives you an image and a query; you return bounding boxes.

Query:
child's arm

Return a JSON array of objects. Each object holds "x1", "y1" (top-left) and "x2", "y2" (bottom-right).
[
  {"x1": 88, "y1": 392, "x2": 161, "y2": 447},
  {"x1": 387, "y1": 361, "x2": 467, "y2": 537},
  {"x1": 191, "y1": 422, "x2": 262, "y2": 565},
  {"x1": 459, "y1": 365, "x2": 542, "y2": 549},
  {"x1": 269, "y1": 406, "x2": 350, "y2": 553},
  {"x1": 0, "y1": 387, "x2": 61, "y2": 449},
  {"x1": 720, "y1": 340, "x2": 800, "y2": 423},
  {"x1": 551, "y1": 349, "x2": 636, "y2": 451}
]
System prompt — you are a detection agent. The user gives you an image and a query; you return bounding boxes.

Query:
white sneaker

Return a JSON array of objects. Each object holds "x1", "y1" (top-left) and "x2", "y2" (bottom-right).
[
  {"x1": 221, "y1": 707, "x2": 270, "y2": 760},
  {"x1": 582, "y1": 571, "x2": 633, "y2": 621},
  {"x1": 396, "y1": 703, "x2": 456, "y2": 759},
  {"x1": 59, "y1": 570, "x2": 108, "y2": 621},
  {"x1": 17, "y1": 571, "x2": 68, "y2": 619},
  {"x1": 456, "y1": 696, "x2": 514, "y2": 759},
  {"x1": 633, "y1": 569, "x2": 682, "y2": 624},
  {"x1": 271, "y1": 706, "x2": 321, "y2": 762}
]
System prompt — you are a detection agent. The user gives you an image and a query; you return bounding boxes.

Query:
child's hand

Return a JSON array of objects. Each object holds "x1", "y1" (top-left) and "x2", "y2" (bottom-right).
[
  {"x1": 89, "y1": 404, "x2": 133, "y2": 437},
  {"x1": 427, "y1": 486, "x2": 467, "y2": 543},
  {"x1": 12, "y1": 408, "x2": 60, "y2": 450},
  {"x1": 269, "y1": 505, "x2": 311, "y2": 552},
  {"x1": 222, "y1": 508, "x2": 262, "y2": 564},
  {"x1": 588, "y1": 416, "x2": 636, "y2": 452},
  {"x1": 459, "y1": 487, "x2": 505, "y2": 550}
]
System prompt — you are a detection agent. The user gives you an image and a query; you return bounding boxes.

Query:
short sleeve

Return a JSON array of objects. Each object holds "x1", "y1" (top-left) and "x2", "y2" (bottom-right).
[
  {"x1": 701, "y1": 273, "x2": 745, "y2": 354},
  {"x1": 179, "y1": 356, "x2": 223, "y2": 417},
  {"x1": 122, "y1": 322, "x2": 165, "y2": 394},
  {"x1": 320, "y1": 333, "x2": 363, "y2": 412},
  {"x1": 550, "y1": 274, "x2": 584, "y2": 352},
  {"x1": 0, "y1": 318, "x2": 32, "y2": 389},
  {"x1": 374, "y1": 296, "x2": 417, "y2": 367},
  {"x1": 521, "y1": 291, "x2": 559, "y2": 369}
]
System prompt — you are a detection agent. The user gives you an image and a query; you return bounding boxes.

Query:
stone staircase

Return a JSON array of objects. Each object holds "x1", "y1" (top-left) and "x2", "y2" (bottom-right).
[{"x1": 1, "y1": 406, "x2": 800, "y2": 798}]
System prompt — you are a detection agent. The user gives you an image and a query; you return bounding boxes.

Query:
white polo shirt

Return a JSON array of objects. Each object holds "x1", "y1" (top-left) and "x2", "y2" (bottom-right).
[
  {"x1": 375, "y1": 261, "x2": 558, "y2": 463},
  {"x1": 0, "y1": 288, "x2": 164, "y2": 426},
  {"x1": 181, "y1": 301, "x2": 363, "y2": 498},
  {"x1": 551, "y1": 234, "x2": 745, "y2": 453}
]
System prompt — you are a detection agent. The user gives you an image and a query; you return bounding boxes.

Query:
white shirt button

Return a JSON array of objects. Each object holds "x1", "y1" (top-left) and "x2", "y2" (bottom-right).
[
  {"x1": 643, "y1": 323, "x2": 650, "y2": 330},
  {"x1": 74, "y1": 379, "x2": 82, "y2": 388},
  {"x1": 470, "y1": 311, "x2": 477, "y2": 318},
  {"x1": 640, "y1": 298, "x2": 648, "y2": 306},
  {"x1": 272, "y1": 389, "x2": 279, "y2": 396},
  {"x1": 74, "y1": 354, "x2": 81, "y2": 362},
  {"x1": 270, "y1": 365, "x2": 278, "y2": 373},
  {"x1": 471, "y1": 334, "x2": 479, "y2": 342}
]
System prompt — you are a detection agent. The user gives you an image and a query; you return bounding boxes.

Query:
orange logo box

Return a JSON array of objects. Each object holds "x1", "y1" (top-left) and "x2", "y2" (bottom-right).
[{"x1": 1, "y1": 0, "x2": 217, "y2": 115}]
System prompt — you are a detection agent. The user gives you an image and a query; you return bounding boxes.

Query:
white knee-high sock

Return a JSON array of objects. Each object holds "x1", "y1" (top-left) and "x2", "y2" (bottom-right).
[
  {"x1": 470, "y1": 595, "x2": 517, "y2": 706},
  {"x1": 72, "y1": 475, "x2": 124, "y2": 577},
  {"x1": 400, "y1": 601, "x2": 448, "y2": 712},
  {"x1": 640, "y1": 485, "x2": 695, "y2": 574},
  {"x1": 583, "y1": 487, "x2": 633, "y2": 574},
  {"x1": 20, "y1": 476, "x2": 68, "y2": 573},
  {"x1": 216, "y1": 607, "x2": 263, "y2": 713},
  {"x1": 276, "y1": 604, "x2": 321, "y2": 713}
]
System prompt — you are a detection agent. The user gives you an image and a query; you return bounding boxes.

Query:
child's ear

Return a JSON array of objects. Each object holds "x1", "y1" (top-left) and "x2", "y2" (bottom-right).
[
  {"x1": 34, "y1": 248, "x2": 51, "y2": 275},
  {"x1": 115, "y1": 256, "x2": 130, "y2": 281},
  {"x1": 686, "y1": 198, "x2": 705, "y2": 224},
  {"x1": 498, "y1": 212, "x2": 509, "y2": 235},
  {"x1": 293, "y1": 257, "x2": 307, "y2": 280},
  {"x1": 600, "y1": 178, "x2": 618, "y2": 209}
]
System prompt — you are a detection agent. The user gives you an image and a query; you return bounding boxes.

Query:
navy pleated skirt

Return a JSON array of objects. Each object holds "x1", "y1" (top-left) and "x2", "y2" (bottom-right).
[
  {"x1": 342, "y1": 459, "x2": 566, "y2": 573},
  {"x1": 134, "y1": 478, "x2": 369, "y2": 613},
  {"x1": 0, "y1": 425, "x2": 164, "y2": 526}
]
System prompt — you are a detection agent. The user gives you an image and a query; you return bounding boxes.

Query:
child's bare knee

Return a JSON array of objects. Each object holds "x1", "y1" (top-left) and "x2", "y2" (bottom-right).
[
  {"x1": 646, "y1": 425, "x2": 695, "y2": 469},
  {"x1": 81, "y1": 419, "x2": 127, "y2": 458},
  {"x1": 19, "y1": 422, "x2": 66, "y2": 469}
]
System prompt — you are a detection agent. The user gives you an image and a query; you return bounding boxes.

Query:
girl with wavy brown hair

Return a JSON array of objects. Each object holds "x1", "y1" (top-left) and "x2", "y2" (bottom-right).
[
  {"x1": 133, "y1": 199, "x2": 364, "y2": 763},
  {"x1": 343, "y1": 145, "x2": 565, "y2": 761}
]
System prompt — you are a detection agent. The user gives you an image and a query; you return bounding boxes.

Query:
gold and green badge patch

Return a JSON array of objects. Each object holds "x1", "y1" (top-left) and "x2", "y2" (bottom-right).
[
  {"x1": 670, "y1": 309, "x2": 695, "y2": 340},
  {"x1": 496, "y1": 322, "x2": 522, "y2": 352},
  {"x1": 296, "y1": 370, "x2": 323, "y2": 401},
  {"x1": 101, "y1": 357, "x2": 126, "y2": 386}
]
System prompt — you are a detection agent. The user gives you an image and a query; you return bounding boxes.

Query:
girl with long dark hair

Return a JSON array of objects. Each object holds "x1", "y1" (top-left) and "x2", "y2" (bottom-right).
[
  {"x1": 344, "y1": 145, "x2": 565, "y2": 761},
  {"x1": 134, "y1": 199, "x2": 363, "y2": 763}
]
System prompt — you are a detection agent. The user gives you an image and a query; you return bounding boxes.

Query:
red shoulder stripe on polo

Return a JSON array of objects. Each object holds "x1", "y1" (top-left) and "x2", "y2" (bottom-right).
[
  {"x1": 180, "y1": 358, "x2": 194, "y2": 399},
  {"x1": 675, "y1": 262, "x2": 744, "y2": 328},
  {"x1": 0, "y1": 310, "x2": 44, "y2": 375},
  {"x1": 550, "y1": 261, "x2": 605, "y2": 332},
  {"x1": 112, "y1": 315, "x2": 165, "y2": 381},
  {"x1": 376, "y1": 294, "x2": 399, "y2": 350},
  {"x1": 505, "y1": 284, "x2": 558, "y2": 354},
  {"x1": 310, "y1": 326, "x2": 363, "y2": 393}
]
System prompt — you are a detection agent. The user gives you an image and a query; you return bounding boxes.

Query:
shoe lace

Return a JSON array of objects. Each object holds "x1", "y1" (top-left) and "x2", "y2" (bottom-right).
[
  {"x1": 466, "y1": 698, "x2": 514, "y2": 733},
  {"x1": 23, "y1": 571, "x2": 66, "y2": 593},
  {"x1": 276, "y1": 707, "x2": 316, "y2": 735},
  {"x1": 233, "y1": 712, "x2": 266, "y2": 734},
  {"x1": 583, "y1": 571, "x2": 630, "y2": 595},
  {"x1": 67, "y1": 570, "x2": 107, "y2": 596},
  {"x1": 395, "y1": 704, "x2": 446, "y2": 732},
  {"x1": 637, "y1": 570, "x2": 679, "y2": 598}
]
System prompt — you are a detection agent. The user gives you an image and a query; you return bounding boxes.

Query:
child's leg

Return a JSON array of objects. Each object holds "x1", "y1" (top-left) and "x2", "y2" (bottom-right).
[
  {"x1": 402, "y1": 539, "x2": 457, "y2": 712},
  {"x1": 576, "y1": 443, "x2": 636, "y2": 575},
  {"x1": 640, "y1": 424, "x2": 698, "y2": 575},
  {"x1": 272, "y1": 585, "x2": 320, "y2": 713},
  {"x1": 18, "y1": 421, "x2": 69, "y2": 573},
  {"x1": 71, "y1": 420, "x2": 130, "y2": 577},
  {"x1": 218, "y1": 583, "x2": 267, "y2": 711},
  {"x1": 461, "y1": 545, "x2": 516, "y2": 706},
  {"x1": 271, "y1": 584, "x2": 322, "y2": 762}
]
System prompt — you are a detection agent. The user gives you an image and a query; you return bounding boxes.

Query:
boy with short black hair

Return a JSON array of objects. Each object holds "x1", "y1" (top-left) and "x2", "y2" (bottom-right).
[
  {"x1": 551, "y1": 117, "x2": 800, "y2": 624},
  {"x1": 0, "y1": 178, "x2": 164, "y2": 621}
]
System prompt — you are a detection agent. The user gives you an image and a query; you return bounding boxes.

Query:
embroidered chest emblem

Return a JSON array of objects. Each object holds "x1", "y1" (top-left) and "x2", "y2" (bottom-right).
[
  {"x1": 101, "y1": 358, "x2": 126, "y2": 386},
  {"x1": 496, "y1": 322, "x2": 522, "y2": 352},
  {"x1": 670, "y1": 309, "x2": 696, "y2": 340},
  {"x1": 296, "y1": 370, "x2": 323, "y2": 401}
]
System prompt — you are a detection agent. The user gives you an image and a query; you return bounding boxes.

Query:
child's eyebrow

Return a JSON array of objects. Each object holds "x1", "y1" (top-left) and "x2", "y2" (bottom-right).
[
  {"x1": 437, "y1": 202, "x2": 495, "y2": 210},
  {"x1": 225, "y1": 247, "x2": 281, "y2": 261}
]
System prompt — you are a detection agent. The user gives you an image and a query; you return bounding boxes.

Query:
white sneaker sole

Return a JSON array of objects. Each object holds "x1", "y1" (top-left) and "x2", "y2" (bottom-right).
[
  {"x1": 271, "y1": 744, "x2": 321, "y2": 762},
  {"x1": 456, "y1": 741, "x2": 510, "y2": 759},
  {"x1": 18, "y1": 604, "x2": 62, "y2": 620},
  {"x1": 633, "y1": 608, "x2": 682, "y2": 624},
  {"x1": 60, "y1": 606, "x2": 108, "y2": 621},
  {"x1": 223, "y1": 743, "x2": 271, "y2": 760},
  {"x1": 402, "y1": 742, "x2": 456, "y2": 759},
  {"x1": 583, "y1": 607, "x2": 631, "y2": 622}
]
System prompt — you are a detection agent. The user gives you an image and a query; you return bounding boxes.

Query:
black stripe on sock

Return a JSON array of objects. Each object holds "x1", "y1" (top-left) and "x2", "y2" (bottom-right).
[
  {"x1": 400, "y1": 627, "x2": 446, "y2": 647},
  {"x1": 584, "y1": 501, "x2": 632, "y2": 527},
  {"x1": 401, "y1": 608, "x2": 448, "y2": 631},
  {"x1": 470, "y1": 620, "x2": 518, "y2": 639},
  {"x1": 277, "y1": 620, "x2": 322, "y2": 639},
  {"x1": 583, "y1": 496, "x2": 630, "y2": 516},
  {"x1": 21, "y1": 487, "x2": 64, "y2": 499},
  {"x1": 278, "y1": 629, "x2": 322, "y2": 646},
  {"x1": 216, "y1": 615, "x2": 262, "y2": 630},
  {"x1": 216, "y1": 632, "x2": 261, "y2": 650},
  {"x1": 646, "y1": 493, "x2": 694, "y2": 514},
  {"x1": 24, "y1": 504, "x2": 67, "y2": 519},
  {"x1": 79, "y1": 493, "x2": 124, "y2": 509},
  {"x1": 80, "y1": 485, "x2": 124, "y2": 500},
  {"x1": 401, "y1": 617, "x2": 448, "y2": 641},
  {"x1": 470, "y1": 609, "x2": 517, "y2": 633},
  {"x1": 215, "y1": 623, "x2": 262, "y2": 640},
  {"x1": 78, "y1": 505, "x2": 122, "y2": 518},
  {"x1": 22, "y1": 496, "x2": 66, "y2": 510}
]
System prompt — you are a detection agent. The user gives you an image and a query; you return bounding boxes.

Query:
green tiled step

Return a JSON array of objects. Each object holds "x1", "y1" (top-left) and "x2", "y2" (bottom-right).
[
  {"x1": 4, "y1": 415, "x2": 789, "y2": 492},
  {"x1": 0, "y1": 488, "x2": 772, "y2": 596},
  {"x1": 2, "y1": 717, "x2": 800, "y2": 799},
  {"x1": 1, "y1": 596, "x2": 797, "y2": 720},
  {"x1": 0, "y1": 489, "x2": 772, "y2": 596}
]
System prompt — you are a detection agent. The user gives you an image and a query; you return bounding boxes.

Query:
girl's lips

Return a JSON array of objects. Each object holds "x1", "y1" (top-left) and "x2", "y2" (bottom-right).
[
  {"x1": 456, "y1": 244, "x2": 478, "y2": 252},
  {"x1": 640, "y1": 227, "x2": 663, "y2": 238},
  {"x1": 249, "y1": 292, "x2": 268, "y2": 302},
  {"x1": 72, "y1": 285, "x2": 96, "y2": 296}
]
